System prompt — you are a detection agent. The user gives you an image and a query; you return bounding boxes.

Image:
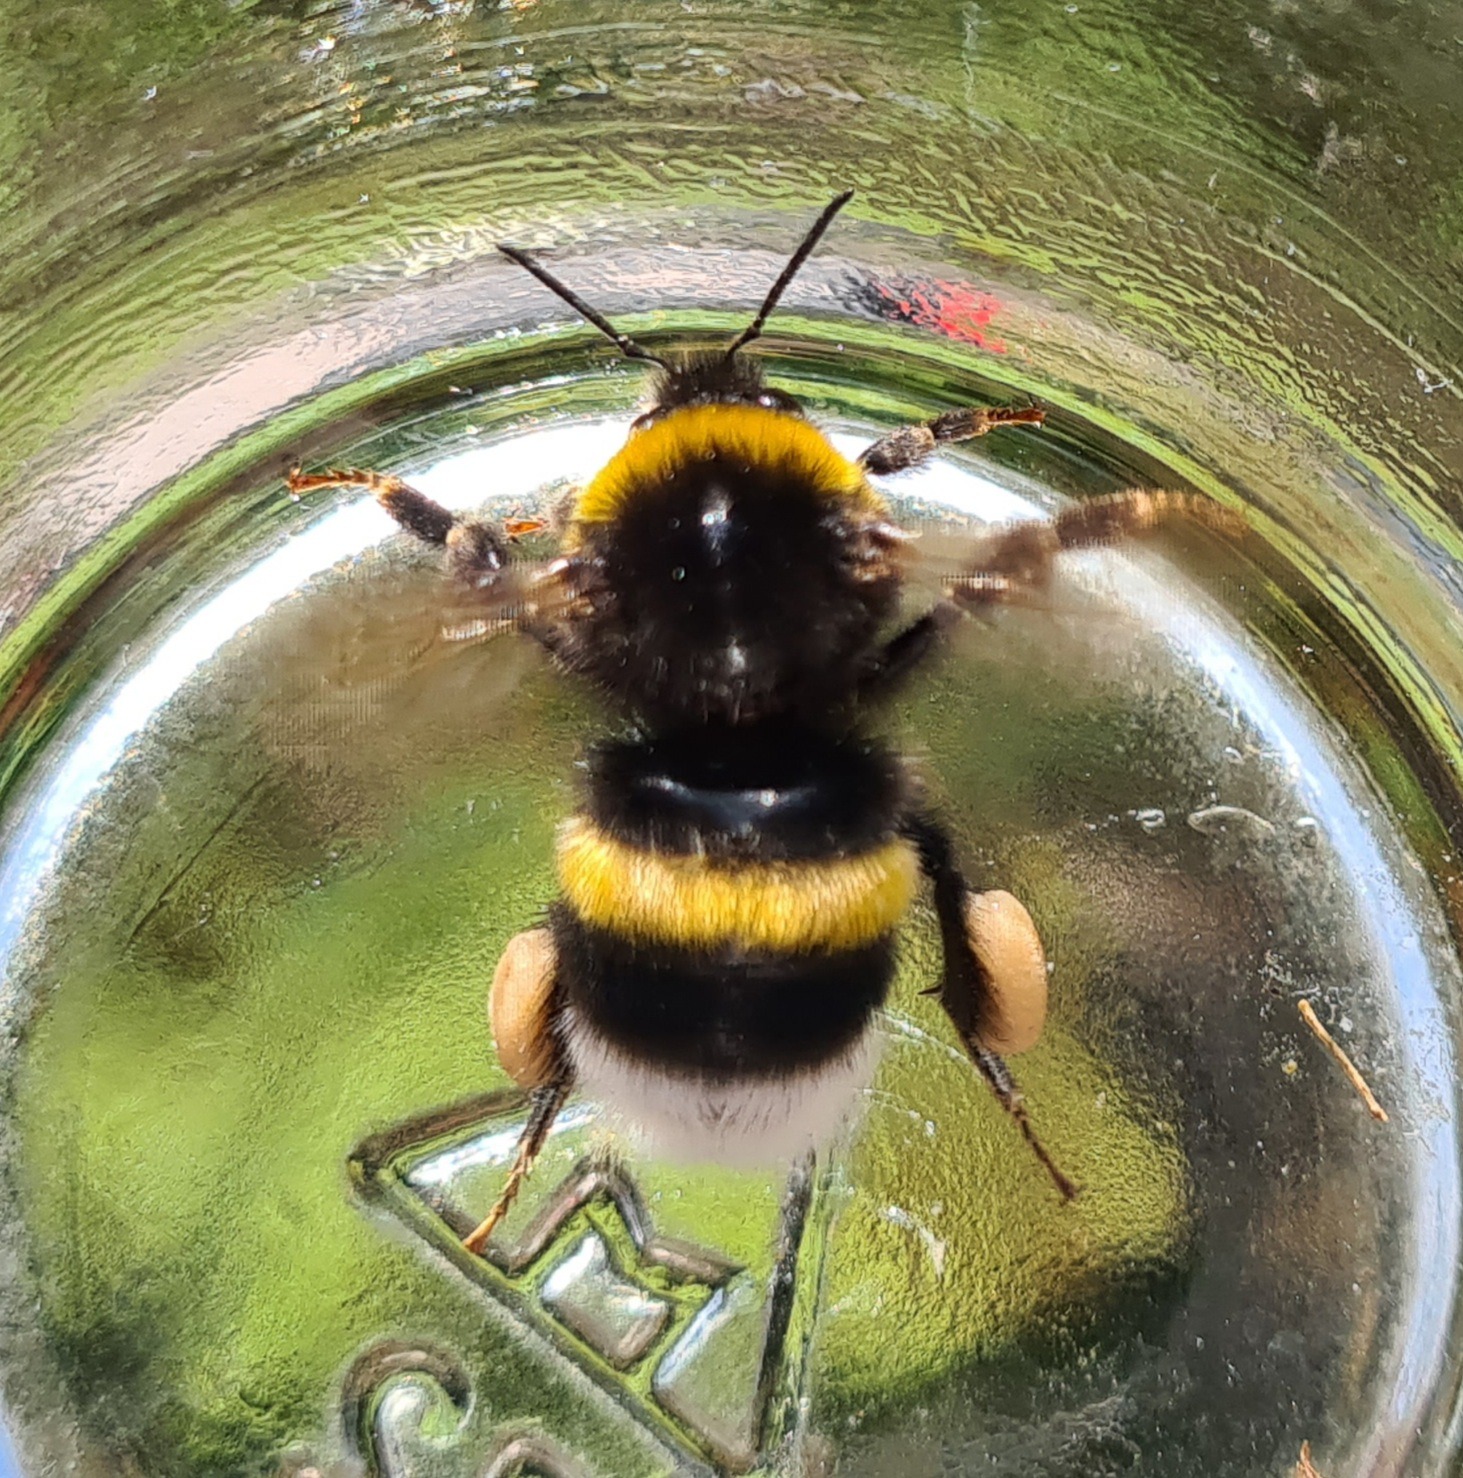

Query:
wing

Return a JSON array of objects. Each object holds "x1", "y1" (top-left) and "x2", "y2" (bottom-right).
[
  {"x1": 900, "y1": 490, "x2": 1243, "y2": 614},
  {"x1": 241, "y1": 548, "x2": 558, "y2": 785}
]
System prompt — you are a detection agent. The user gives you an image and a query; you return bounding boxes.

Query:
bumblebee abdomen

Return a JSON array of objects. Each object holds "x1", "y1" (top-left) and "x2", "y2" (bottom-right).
[
  {"x1": 556, "y1": 815, "x2": 916, "y2": 954},
  {"x1": 552, "y1": 725, "x2": 912, "y2": 1084},
  {"x1": 568, "y1": 724, "x2": 915, "y2": 946},
  {"x1": 552, "y1": 907, "x2": 894, "y2": 1080},
  {"x1": 551, "y1": 824, "x2": 906, "y2": 1077}
]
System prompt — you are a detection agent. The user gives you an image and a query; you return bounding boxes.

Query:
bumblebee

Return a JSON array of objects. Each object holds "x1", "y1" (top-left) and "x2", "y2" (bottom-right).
[{"x1": 290, "y1": 191, "x2": 1220, "y2": 1253}]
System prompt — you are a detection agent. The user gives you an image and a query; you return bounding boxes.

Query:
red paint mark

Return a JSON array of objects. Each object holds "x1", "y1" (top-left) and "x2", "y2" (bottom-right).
[
  {"x1": 900, "y1": 280, "x2": 1009, "y2": 353},
  {"x1": 838, "y1": 274, "x2": 1012, "y2": 354}
]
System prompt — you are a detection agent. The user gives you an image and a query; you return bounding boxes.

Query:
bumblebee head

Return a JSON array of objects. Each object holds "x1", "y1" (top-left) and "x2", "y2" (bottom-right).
[
  {"x1": 497, "y1": 190, "x2": 854, "y2": 423},
  {"x1": 634, "y1": 352, "x2": 802, "y2": 425},
  {"x1": 499, "y1": 192, "x2": 892, "y2": 728}
]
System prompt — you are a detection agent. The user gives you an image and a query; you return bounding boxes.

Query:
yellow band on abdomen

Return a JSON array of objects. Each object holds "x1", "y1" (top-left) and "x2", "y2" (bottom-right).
[{"x1": 556, "y1": 817, "x2": 918, "y2": 954}]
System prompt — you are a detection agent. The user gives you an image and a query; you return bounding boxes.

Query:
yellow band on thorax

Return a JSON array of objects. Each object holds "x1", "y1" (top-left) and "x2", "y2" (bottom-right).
[
  {"x1": 556, "y1": 816, "x2": 917, "y2": 954},
  {"x1": 570, "y1": 404, "x2": 885, "y2": 527}
]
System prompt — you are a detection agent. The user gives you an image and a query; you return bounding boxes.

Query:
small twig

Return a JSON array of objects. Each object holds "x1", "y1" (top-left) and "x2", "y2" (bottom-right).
[
  {"x1": 1298, "y1": 1000, "x2": 1389, "y2": 1123},
  {"x1": 1295, "y1": 1439, "x2": 1324, "y2": 1477}
]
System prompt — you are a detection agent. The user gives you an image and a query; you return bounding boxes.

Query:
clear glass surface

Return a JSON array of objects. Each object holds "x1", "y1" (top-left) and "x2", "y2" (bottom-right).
[{"x1": 0, "y1": 3, "x2": 1460, "y2": 1475}]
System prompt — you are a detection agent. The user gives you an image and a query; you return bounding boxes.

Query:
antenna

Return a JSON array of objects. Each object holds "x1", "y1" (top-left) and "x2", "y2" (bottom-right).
[
  {"x1": 496, "y1": 243, "x2": 670, "y2": 368},
  {"x1": 723, "y1": 189, "x2": 854, "y2": 358}
]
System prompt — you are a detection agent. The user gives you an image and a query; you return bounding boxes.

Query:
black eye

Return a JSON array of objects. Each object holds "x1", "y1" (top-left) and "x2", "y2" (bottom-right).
[{"x1": 756, "y1": 389, "x2": 800, "y2": 413}]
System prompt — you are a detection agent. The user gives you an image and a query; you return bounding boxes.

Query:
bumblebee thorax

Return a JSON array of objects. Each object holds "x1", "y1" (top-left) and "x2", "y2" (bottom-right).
[{"x1": 550, "y1": 405, "x2": 902, "y2": 725}]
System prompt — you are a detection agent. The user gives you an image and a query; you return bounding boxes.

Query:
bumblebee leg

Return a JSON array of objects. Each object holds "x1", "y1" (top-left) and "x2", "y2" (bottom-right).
[
  {"x1": 902, "y1": 812, "x2": 1077, "y2": 1202},
  {"x1": 865, "y1": 492, "x2": 1239, "y2": 688},
  {"x1": 287, "y1": 466, "x2": 540, "y2": 588},
  {"x1": 858, "y1": 404, "x2": 1045, "y2": 477},
  {"x1": 859, "y1": 603, "x2": 963, "y2": 698},
  {"x1": 462, "y1": 1074, "x2": 573, "y2": 1255},
  {"x1": 949, "y1": 489, "x2": 1240, "y2": 612},
  {"x1": 959, "y1": 1041, "x2": 1077, "y2": 1202},
  {"x1": 461, "y1": 925, "x2": 573, "y2": 1256}
]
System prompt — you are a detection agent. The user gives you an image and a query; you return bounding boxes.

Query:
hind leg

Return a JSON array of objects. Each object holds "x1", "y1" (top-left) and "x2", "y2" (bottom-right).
[
  {"x1": 902, "y1": 811, "x2": 1076, "y2": 1202},
  {"x1": 461, "y1": 926, "x2": 574, "y2": 1255},
  {"x1": 461, "y1": 1077, "x2": 573, "y2": 1255}
]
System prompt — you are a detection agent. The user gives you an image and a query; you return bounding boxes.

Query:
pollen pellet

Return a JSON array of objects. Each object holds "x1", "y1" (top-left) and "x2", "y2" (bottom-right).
[
  {"x1": 964, "y1": 890, "x2": 1048, "y2": 1055},
  {"x1": 489, "y1": 927, "x2": 559, "y2": 1088}
]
